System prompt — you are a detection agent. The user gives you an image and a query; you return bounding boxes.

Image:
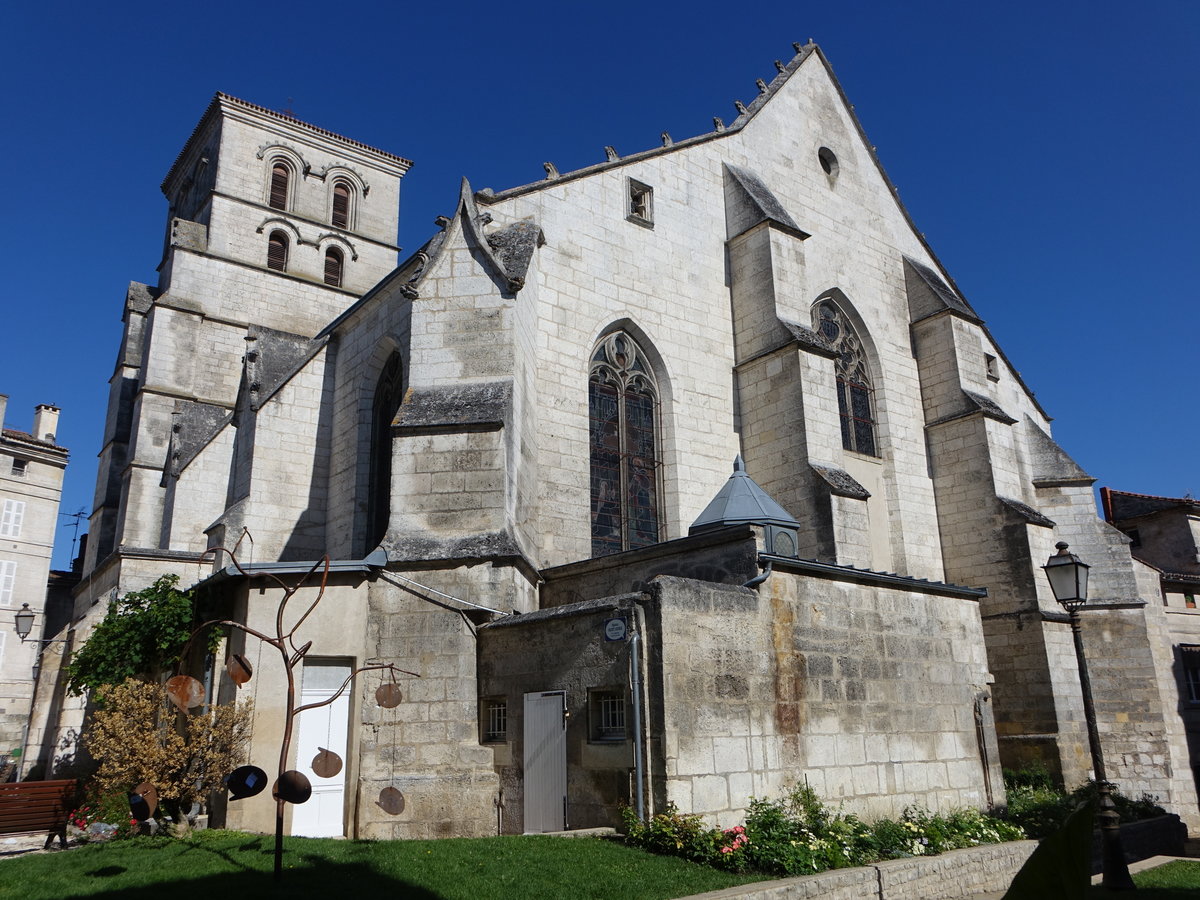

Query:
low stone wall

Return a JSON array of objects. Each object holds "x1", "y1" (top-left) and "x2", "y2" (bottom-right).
[{"x1": 681, "y1": 840, "x2": 1039, "y2": 900}]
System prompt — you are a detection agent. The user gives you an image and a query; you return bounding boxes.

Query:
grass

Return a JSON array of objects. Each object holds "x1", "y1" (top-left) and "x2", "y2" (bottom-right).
[
  {"x1": 0, "y1": 831, "x2": 769, "y2": 900},
  {"x1": 1086, "y1": 860, "x2": 1200, "y2": 898}
]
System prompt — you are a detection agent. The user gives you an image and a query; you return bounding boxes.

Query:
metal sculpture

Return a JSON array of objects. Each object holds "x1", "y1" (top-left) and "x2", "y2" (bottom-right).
[{"x1": 171, "y1": 548, "x2": 417, "y2": 880}]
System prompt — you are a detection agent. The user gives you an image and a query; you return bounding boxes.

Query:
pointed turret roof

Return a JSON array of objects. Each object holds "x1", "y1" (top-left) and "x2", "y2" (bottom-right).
[{"x1": 690, "y1": 456, "x2": 799, "y2": 534}]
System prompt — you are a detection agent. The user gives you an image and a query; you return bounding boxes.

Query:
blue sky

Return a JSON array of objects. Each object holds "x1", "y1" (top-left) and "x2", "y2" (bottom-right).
[{"x1": 2, "y1": 1, "x2": 1197, "y2": 570}]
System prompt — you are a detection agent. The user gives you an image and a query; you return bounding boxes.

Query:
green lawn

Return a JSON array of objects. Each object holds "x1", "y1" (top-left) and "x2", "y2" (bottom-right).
[
  {"x1": 1087, "y1": 860, "x2": 1200, "y2": 898},
  {"x1": 0, "y1": 831, "x2": 768, "y2": 900}
]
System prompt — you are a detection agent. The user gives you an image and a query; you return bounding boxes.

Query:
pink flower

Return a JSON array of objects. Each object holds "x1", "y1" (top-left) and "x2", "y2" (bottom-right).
[{"x1": 721, "y1": 846, "x2": 733, "y2": 854}]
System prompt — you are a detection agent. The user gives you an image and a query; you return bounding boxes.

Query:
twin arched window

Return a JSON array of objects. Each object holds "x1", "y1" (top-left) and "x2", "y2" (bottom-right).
[
  {"x1": 813, "y1": 299, "x2": 877, "y2": 456},
  {"x1": 589, "y1": 332, "x2": 662, "y2": 557}
]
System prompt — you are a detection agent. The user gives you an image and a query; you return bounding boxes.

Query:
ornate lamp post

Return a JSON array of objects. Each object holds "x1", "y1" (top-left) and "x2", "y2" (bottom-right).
[{"x1": 1042, "y1": 542, "x2": 1135, "y2": 891}]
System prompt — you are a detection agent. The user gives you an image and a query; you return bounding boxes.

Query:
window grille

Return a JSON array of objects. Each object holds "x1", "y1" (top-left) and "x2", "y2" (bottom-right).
[
  {"x1": 483, "y1": 699, "x2": 507, "y2": 742},
  {"x1": 589, "y1": 689, "x2": 627, "y2": 741},
  {"x1": 589, "y1": 332, "x2": 662, "y2": 557},
  {"x1": 324, "y1": 247, "x2": 344, "y2": 287},
  {"x1": 267, "y1": 231, "x2": 289, "y2": 272},
  {"x1": 627, "y1": 179, "x2": 653, "y2": 226},
  {"x1": 269, "y1": 162, "x2": 290, "y2": 210},
  {"x1": 814, "y1": 299, "x2": 877, "y2": 456},
  {"x1": 0, "y1": 500, "x2": 24, "y2": 538}
]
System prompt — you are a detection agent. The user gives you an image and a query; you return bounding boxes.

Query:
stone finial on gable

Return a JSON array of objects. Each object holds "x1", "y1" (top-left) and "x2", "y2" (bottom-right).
[
  {"x1": 543, "y1": 162, "x2": 559, "y2": 180},
  {"x1": 661, "y1": 132, "x2": 673, "y2": 147},
  {"x1": 774, "y1": 60, "x2": 786, "y2": 73},
  {"x1": 713, "y1": 117, "x2": 726, "y2": 132},
  {"x1": 734, "y1": 100, "x2": 748, "y2": 115},
  {"x1": 604, "y1": 146, "x2": 619, "y2": 162},
  {"x1": 756, "y1": 78, "x2": 768, "y2": 94}
]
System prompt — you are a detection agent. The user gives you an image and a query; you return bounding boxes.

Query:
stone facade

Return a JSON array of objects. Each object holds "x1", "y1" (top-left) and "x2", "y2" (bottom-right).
[
  {"x1": 44, "y1": 44, "x2": 1199, "y2": 838},
  {"x1": 0, "y1": 396, "x2": 68, "y2": 770}
]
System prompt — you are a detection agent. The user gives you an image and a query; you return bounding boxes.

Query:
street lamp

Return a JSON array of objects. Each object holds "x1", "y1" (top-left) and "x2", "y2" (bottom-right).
[
  {"x1": 1042, "y1": 541, "x2": 1135, "y2": 891},
  {"x1": 14, "y1": 604, "x2": 35, "y2": 641}
]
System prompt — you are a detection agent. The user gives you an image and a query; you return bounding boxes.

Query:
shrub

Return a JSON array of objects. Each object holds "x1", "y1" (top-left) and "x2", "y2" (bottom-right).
[
  {"x1": 998, "y1": 770, "x2": 1166, "y2": 839},
  {"x1": 623, "y1": 781, "x2": 1024, "y2": 878}
]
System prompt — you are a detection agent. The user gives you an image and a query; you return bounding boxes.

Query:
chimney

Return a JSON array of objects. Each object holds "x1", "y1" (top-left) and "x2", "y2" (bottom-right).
[
  {"x1": 0, "y1": 394, "x2": 7, "y2": 430},
  {"x1": 33, "y1": 404, "x2": 60, "y2": 443}
]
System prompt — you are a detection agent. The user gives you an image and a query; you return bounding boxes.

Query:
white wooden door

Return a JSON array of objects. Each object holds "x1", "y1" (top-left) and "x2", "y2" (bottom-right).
[
  {"x1": 290, "y1": 660, "x2": 351, "y2": 837},
  {"x1": 523, "y1": 690, "x2": 567, "y2": 833}
]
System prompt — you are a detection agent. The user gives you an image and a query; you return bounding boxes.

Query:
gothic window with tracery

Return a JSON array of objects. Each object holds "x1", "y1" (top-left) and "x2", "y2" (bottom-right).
[
  {"x1": 589, "y1": 332, "x2": 662, "y2": 557},
  {"x1": 814, "y1": 298, "x2": 877, "y2": 456}
]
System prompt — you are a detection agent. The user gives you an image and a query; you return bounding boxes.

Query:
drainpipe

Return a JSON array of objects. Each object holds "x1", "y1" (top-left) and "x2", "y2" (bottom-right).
[
  {"x1": 629, "y1": 606, "x2": 646, "y2": 822},
  {"x1": 742, "y1": 559, "x2": 773, "y2": 589}
]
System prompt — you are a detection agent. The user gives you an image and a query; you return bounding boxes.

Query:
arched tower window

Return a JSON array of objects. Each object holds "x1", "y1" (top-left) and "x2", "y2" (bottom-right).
[
  {"x1": 269, "y1": 161, "x2": 291, "y2": 211},
  {"x1": 267, "y1": 231, "x2": 289, "y2": 271},
  {"x1": 589, "y1": 332, "x2": 662, "y2": 557},
  {"x1": 324, "y1": 247, "x2": 344, "y2": 287},
  {"x1": 813, "y1": 298, "x2": 877, "y2": 456},
  {"x1": 367, "y1": 352, "x2": 404, "y2": 549},
  {"x1": 331, "y1": 180, "x2": 352, "y2": 228}
]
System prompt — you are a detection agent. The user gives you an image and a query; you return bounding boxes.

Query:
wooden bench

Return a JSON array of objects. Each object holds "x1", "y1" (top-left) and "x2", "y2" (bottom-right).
[{"x1": 0, "y1": 779, "x2": 78, "y2": 849}]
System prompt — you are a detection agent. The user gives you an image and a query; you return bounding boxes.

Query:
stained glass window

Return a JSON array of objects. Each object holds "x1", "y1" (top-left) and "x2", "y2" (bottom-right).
[
  {"x1": 814, "y1": 299, "x2": 877, "y2": 457},
  {"x1": 589, "y1": 333, "x2": 662, "y2": 557}
]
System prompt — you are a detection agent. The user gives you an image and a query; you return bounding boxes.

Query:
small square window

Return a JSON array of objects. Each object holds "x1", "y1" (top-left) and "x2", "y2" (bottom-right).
[
  {"x1": 1125, "y1": 528, "x2": 1142, "y2": 549},
  {"x1": 627, "y1": 179, "x2": 653, "y2": 228},
  {"x1": 589, "y1": 688, "x2": 627, "y2": 742},
  {"x1": 481, "y1": 697, "x2": 507, "y2": 743},
  {"x1": 985, "y1": 354, "x2": 999, "y2": 382},
  {"x1": 1187, "y1": 594, "x2": 1196, "y2": 610},
  {"x1": 10, "y1": 459, "x2": 27, "y2": 477}
]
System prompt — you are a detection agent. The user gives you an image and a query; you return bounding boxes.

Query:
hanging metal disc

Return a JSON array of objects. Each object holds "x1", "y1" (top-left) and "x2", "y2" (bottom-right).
[
  {"x1": 311, "y1": 747, "x2": 343, "y2": 778},
  {"x1": 226, "y1": 765, "x2": 268, "y2": 800},
  {"x1": 128, "y1": 782, "x2": 158, "y2": 821},
  {"x1": 226, "y1": 654, "x2": 253, "y2": 686},
  {"x1": 165, "y1": 675, "x2": 206, "y2": 711},
  {"x1": 377, "y1": 786, "x2": 405, "y2": 815},
  {"x1": 376, "y1": 683, "x2": 403, "y2": 709},
  {"x1": 273, "y1": 770, "x2": 313, "y2": 804}
]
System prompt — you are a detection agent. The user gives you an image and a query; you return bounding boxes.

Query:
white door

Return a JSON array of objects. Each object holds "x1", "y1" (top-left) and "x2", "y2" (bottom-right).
[
  {"x1": 523, "y1": 691, "x2": 567, "y2": 833},
  {"x1": 290, "y1": 660, "x2": 351, "y2": 837}
]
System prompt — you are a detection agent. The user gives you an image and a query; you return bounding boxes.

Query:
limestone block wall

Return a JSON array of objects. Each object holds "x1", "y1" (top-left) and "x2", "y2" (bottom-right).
[
  {"x1": 162, "y1": 426, "x2": 234, "y2": 553},
  {"x1": 652, "y1": 573, "x2": 999, "y2": 825},
  {"x1": 356, "y1": 568, "x2": 523, "y2": 839}
]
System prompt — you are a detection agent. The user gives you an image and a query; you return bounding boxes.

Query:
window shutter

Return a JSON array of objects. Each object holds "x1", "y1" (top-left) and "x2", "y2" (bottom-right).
[
  {"x1": 267, "y1": 232, "x2": 288, "y2": 271},
  {"x1": 332, "y1": 183, "x2": 350, "y2": 228},
  {"x1": 270, "y1": 164, "x2": 289, "y2": 210},
  {"x1": 324, "y1": 248, "x2": 343, "y2": 287}
]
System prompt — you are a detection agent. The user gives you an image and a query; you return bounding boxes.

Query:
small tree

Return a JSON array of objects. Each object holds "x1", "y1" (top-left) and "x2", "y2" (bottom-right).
[
  {"x1": 83, "y1": 678, "x2": 252, "y2": 823},
  {"x1": 66, "y1": 575, "x2": 215, "y2": 695}
]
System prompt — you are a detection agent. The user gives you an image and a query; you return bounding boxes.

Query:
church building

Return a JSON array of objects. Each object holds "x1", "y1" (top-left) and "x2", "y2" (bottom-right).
[{"x1": 35, "y1": 42, "x2": 1198, "y2": 838}]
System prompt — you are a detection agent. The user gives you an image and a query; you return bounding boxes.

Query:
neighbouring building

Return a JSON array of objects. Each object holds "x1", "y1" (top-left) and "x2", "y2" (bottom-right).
[
  {"x1": 0, "y1": 396, "x2": 68, "y2": 773},
  {"x1": 1103, "y1": 487, "x2": 1200, "y2": 805},
  {"x1": 36, "y1": 42, "x2": 1199, "y2": 837}
]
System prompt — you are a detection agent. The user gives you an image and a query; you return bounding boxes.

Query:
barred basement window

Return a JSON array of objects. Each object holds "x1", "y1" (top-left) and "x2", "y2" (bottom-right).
[
  {"x1": 267, "y1": 231, "x2": 289, "y2": 272},
  {"x1": 589, "y1": 689, "x2": 626, "y2": 742},
  {"x1": 482, "y1": 698, "x2": 507, "y2": 743},
  {"x1": 269, "y1": 161, "x2": 291, "y2": 211},
  {"x1": 11, "y1": 459, "x2": 27, "y2": 477},
  {"x1": 324, "y1": 247, "x2": 344, "y2": 287},
  {"x1": 813, "y1": 298, "x2": 877, "y2": 456},
  {"x1": 589, "y1": 332, "x2": 662, "y2": 557},
  {"x1": 331, "y1": 181, "x2": 352, "y2": 228}
]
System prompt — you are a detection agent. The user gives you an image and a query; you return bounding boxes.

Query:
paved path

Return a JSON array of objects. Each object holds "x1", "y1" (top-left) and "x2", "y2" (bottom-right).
[{"x1": 965, "y1": 853, "x2": 1198, "y2": 899}]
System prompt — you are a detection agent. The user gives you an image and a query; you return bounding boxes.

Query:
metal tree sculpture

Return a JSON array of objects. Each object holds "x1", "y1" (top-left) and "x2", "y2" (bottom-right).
[{"x1": 172, "y1": 548, "x2": 417, "y2": 881}]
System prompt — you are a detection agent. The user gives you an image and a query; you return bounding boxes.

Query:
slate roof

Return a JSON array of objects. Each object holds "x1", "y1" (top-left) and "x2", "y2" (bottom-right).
[
  {"x1": 690, "y1": 456, "x2": 799, "y2": 533},
  {"x1": 1103, "y1": 488, "x2": 1200, "y2": 523}
]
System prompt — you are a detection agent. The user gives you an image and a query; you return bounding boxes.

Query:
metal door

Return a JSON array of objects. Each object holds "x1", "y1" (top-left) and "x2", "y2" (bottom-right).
[
  {"x1": 290, "y1": 660, "x2": 351, "y2": 837},
  {"x1": 523, "y1": 690, "x2": 567, "y2": 833}
]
